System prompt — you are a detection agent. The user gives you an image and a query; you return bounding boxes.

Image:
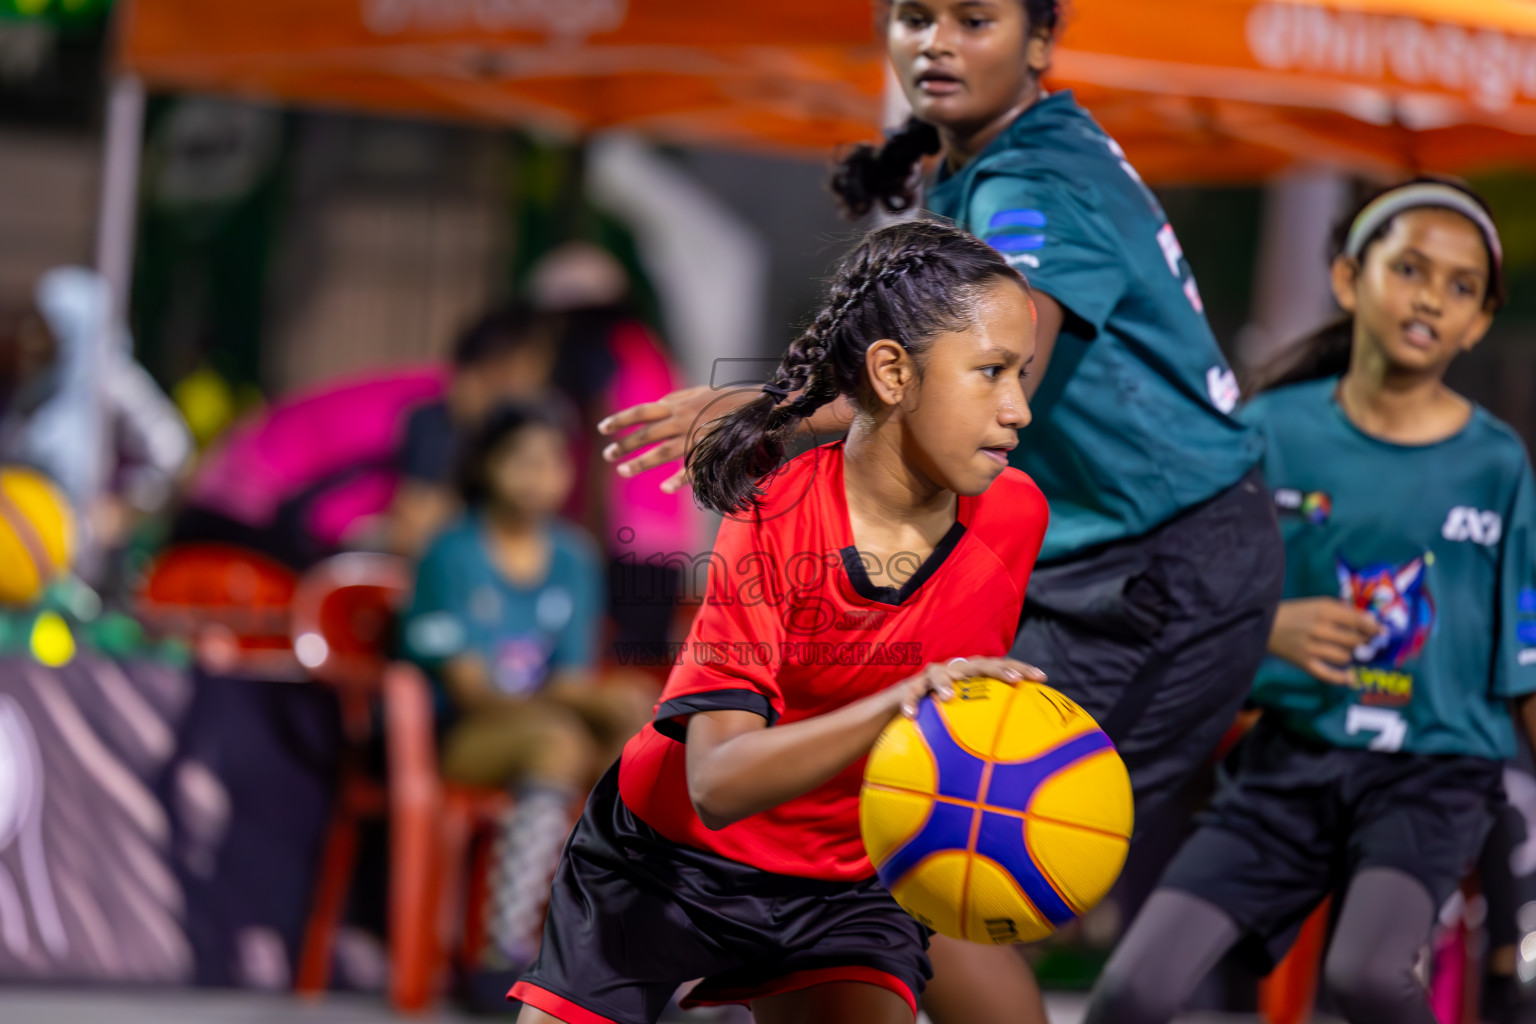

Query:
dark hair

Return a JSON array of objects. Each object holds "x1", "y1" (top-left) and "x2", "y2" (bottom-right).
[
  {"x1": 688, "y1": 220, "x2": 1025, "y2": 515},
  {"x1": 457, "y1": 401, "x2": 568, "y2": 506},
  {"x1": 451, "y1": 303, "x2": 555, "y2": 369},
  {"x1": 1247, "y1": 176, "x2": 1504, "y2": 396},
  {"x1": 828, "y1": 0, "x2": 1063, "y2": 219}
]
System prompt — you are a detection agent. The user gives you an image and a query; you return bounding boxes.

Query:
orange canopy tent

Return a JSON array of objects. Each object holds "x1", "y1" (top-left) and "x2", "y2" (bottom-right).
[
  {"x1": 115, "y1": 0, "x2": 888, "y2": 156},
  {"x1": 117, "y1": 0, "x2": 1536, "y2": 179},
  {"x1": 1058, "y1": 0, "x2": 1536, "y2": 181}
]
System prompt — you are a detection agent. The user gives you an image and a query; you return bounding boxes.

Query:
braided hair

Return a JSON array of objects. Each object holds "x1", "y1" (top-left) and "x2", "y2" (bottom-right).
[
  {"x1": 688, "y1": 220, "x2": 1025, "y2": 515},
  {"x1": 829, "y1": 0, "x2": 1063, "y2": 219}
]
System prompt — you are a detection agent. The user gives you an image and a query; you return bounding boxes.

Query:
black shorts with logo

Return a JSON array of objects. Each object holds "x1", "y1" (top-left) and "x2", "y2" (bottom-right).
[
  {"x1": 1160, "y1": 717, "x2": 1504, "y2": 971},
  {"x1": 510, "y1": 764, "x2": 931, "y2": 1024}
]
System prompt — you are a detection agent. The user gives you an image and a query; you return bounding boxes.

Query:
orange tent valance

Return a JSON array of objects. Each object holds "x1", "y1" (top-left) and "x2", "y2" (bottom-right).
[
  {"x1": 117, "y1": 0, "x2": 887, "y2": 155},
  {"x1": 119, "y1": 0, "x2": 1536, "y2": 178}
]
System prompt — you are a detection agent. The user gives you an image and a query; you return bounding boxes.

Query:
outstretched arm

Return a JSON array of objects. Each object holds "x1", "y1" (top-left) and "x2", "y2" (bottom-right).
[{"x1": 598, "y1": 387, "x2": 855, "y2": 493}]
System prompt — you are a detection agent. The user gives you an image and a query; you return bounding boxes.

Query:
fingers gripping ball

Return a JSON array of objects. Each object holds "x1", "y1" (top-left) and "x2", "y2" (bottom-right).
[
  {"x1": 0, "y1": 467, "x2": 75, "y2": 607},
  {"x1": 860, "y1": 679, "x2": 1133, "y2": 944}
]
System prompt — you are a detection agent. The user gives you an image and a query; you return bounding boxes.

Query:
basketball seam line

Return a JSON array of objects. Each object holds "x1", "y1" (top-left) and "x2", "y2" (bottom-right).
[
  {"x1": 985, "y1": 682, "x2": 1053, "y2": 935},
  {"x1": 961, "y1": 679, "x2": 1022, "y2": 942},
  {"x1": 860, "y1": 783, "x2": 1131, "y2": 844}
]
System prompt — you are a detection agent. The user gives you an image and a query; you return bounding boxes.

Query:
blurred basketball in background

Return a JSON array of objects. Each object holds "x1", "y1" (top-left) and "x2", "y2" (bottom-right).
[{"x1": 0, "y1": 466, "x2": 75, "y2": 606}]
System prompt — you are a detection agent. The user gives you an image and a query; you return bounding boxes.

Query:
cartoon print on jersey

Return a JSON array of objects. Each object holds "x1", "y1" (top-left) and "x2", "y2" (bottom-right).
[
  {"x1": 1337, "y1": 555, "x2": 1434, "y2": 706},
  {"x1": 1338, "y1": 556, "x2": 1434, "y2": 667}
]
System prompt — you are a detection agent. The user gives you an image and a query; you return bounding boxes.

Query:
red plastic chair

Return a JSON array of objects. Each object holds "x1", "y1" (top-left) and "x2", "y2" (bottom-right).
[
  {"x1": 136, "y1": 542, "x2": 302, "y2": 679},
  {"x1": 290, "y1": 554, "x2": 509, "y2": 1013}
]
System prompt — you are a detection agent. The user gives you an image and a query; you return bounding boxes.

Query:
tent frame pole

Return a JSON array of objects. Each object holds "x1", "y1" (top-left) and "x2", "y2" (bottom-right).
[{"x1": 95, "y1": 73, "x2": 146, "y2": 328}]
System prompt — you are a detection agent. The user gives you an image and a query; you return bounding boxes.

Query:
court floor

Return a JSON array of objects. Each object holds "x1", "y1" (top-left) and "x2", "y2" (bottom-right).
[{"x1": 0, "y1": 989, "x2": 1330, "y2": 1022}]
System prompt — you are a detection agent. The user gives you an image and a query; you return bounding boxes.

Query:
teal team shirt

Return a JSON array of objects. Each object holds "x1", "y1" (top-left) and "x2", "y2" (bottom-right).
[
  {"x1": 403, "y1": 515, "x2": 603, "y2": 716},
  {"x1": 1244, "y1": 378, "x2": 1536, "y2": 760},
  {"x1": 927, "y1": 91, "x2": 1262, "y2": 562}
]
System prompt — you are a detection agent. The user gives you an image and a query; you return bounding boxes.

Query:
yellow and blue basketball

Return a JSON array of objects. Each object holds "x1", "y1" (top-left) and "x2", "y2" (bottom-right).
[{"x1": 860, "y1": 678, "x2": 1133, "y2": 944}]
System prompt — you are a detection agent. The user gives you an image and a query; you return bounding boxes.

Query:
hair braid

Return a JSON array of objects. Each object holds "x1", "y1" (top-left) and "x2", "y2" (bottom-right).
[{"x1": 687, "y1": 220, "x2": 1025, "y2": 516}]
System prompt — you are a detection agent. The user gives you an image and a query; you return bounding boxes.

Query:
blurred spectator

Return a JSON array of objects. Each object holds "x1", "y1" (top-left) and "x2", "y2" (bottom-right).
[
  {"x1": 530, "y1": 243, "x2": 697, "y2": 653},
  {"x1": 401, "y1": 402, "x2": 645, "y2": 969},
  {"x1": 387, "y1": 304, "x2": 565, "y2": 559},
  {"x1": 0, "y1": 267, "x2": 192, "y2": 581},
  {"x1": 173, "y1": 303, "x2": 563, "y2": 572}
]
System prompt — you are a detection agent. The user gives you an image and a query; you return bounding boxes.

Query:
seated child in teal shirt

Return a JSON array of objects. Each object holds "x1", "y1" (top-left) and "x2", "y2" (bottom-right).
[{"x1": 403, "y1": 402, "x2": 644, "y2": 969}]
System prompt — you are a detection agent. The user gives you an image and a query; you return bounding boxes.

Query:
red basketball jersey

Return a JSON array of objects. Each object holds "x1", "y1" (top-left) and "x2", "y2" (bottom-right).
[{"x1": 618, "y1": 441, "x2": 1049, "y2": 881}]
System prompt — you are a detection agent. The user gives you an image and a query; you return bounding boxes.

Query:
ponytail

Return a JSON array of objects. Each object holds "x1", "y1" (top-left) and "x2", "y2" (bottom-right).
[
  {"x1": 1243, "y1": 319, "x2": 1353, "y2": 397},
  {"x1": 685, "y1": 335, "x2": 839, "y2": 521},
  {"x1": 827, "y1": 117, "x2": 942, "y2": 221},
  {"x1": 688, "y1": 220, "x2": 1023, "y2": 515},
  {"x1": 829, "y1": 0, "x2": 1066, "y2": 220}
]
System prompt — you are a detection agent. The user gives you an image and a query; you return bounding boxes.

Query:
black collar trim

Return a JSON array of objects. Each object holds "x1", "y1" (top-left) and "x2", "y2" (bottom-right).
[{"x1": 839, "y1": 521, "x2": 967, "y2": 607}]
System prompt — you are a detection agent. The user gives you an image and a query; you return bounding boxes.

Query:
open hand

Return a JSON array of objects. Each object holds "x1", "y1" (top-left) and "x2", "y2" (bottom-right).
[
  {"x1": 598, "y1": 385, "x2": 757, "y2": 493},
  {"x1": 1268, "y1": 597, "x2": 1384, "y2": 686}
]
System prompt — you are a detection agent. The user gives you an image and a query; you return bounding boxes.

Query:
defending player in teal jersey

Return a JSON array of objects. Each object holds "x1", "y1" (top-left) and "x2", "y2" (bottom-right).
[{"x1": 1084, "y1": 180, "x2": 1536, "y2": 1024}]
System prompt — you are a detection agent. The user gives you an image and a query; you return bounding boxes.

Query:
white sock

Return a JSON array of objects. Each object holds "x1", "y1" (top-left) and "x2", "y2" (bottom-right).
[{"x1": 484, "y1": 785, "x2": 573, "y2": 969}]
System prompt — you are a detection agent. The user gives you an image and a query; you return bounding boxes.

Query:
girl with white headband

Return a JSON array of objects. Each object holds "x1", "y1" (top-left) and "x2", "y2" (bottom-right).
[{"x1": 1083, "y1": 177, "x2": 1536, "y2": 1024}]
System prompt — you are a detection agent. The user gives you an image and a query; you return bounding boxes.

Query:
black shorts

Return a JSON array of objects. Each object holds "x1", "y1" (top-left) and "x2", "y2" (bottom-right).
[
  {"x1": 1160, "y1": 718, "x2": 1504, "y2": 972},
  {"x1": 1011, "y1": 466, "x2": 1285, "y2": 819},
  {"x1": 510, "y1": 765, "x2": 931, "y2": 1024}
]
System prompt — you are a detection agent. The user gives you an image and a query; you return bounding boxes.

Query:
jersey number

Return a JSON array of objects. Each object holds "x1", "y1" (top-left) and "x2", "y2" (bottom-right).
[{"x1": 1345, "y1": 705, "x2": 1407, "y2": 752}]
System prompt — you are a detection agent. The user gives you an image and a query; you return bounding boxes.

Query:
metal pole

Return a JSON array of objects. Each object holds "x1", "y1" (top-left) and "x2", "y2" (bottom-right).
[
  {"x1": 1240, "y1": 168, "x2": 1351, "y2": 373},
  {"x1": 94, "y1": 74, "x2": 145, "y2": 331}
]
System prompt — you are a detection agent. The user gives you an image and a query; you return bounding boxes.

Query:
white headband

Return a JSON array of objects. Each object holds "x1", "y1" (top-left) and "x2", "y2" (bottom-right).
[{"x1": 1345, "y1": 183, "x2": 1503, "y2": 271}]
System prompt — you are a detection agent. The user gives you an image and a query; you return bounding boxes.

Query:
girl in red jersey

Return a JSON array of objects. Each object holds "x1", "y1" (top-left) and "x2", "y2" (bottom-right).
[{"x1": 512, "y1": 220, "x2": 1050, "y2": 1024}]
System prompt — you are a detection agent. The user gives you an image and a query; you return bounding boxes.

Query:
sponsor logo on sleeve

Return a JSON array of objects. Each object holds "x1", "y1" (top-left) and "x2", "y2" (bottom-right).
[{"x1": 985, "y1": 209, "x2": 1046, "y2": 269}]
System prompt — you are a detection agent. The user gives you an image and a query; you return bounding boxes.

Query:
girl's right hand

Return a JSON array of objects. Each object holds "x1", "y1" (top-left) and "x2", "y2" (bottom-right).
[
  {"x1": 886, "y1": 658, "x2": 1048, "y2": 719},
  {"x1": 1268, "y1": 597, "x2": 1384, "y2": 685}
]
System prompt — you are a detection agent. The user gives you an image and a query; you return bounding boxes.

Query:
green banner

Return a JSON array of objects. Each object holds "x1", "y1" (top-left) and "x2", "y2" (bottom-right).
[{"x1": 0, "y1": 0, "x2": 111, "y2": 26}]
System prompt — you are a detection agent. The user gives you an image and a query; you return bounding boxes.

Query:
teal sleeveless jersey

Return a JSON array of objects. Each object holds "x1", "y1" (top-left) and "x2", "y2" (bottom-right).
[
  {"x1": 1244, "y1": 378, "x2": 1536, "y2": 760},
  {"x1": 927, "y1": 91, "x2": 1261, "y2": 562}
]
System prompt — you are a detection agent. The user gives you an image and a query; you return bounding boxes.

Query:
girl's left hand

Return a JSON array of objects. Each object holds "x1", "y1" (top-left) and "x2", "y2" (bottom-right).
[{"x1": 890, "y1": 657, "x2": 1048, "y2": 719}]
